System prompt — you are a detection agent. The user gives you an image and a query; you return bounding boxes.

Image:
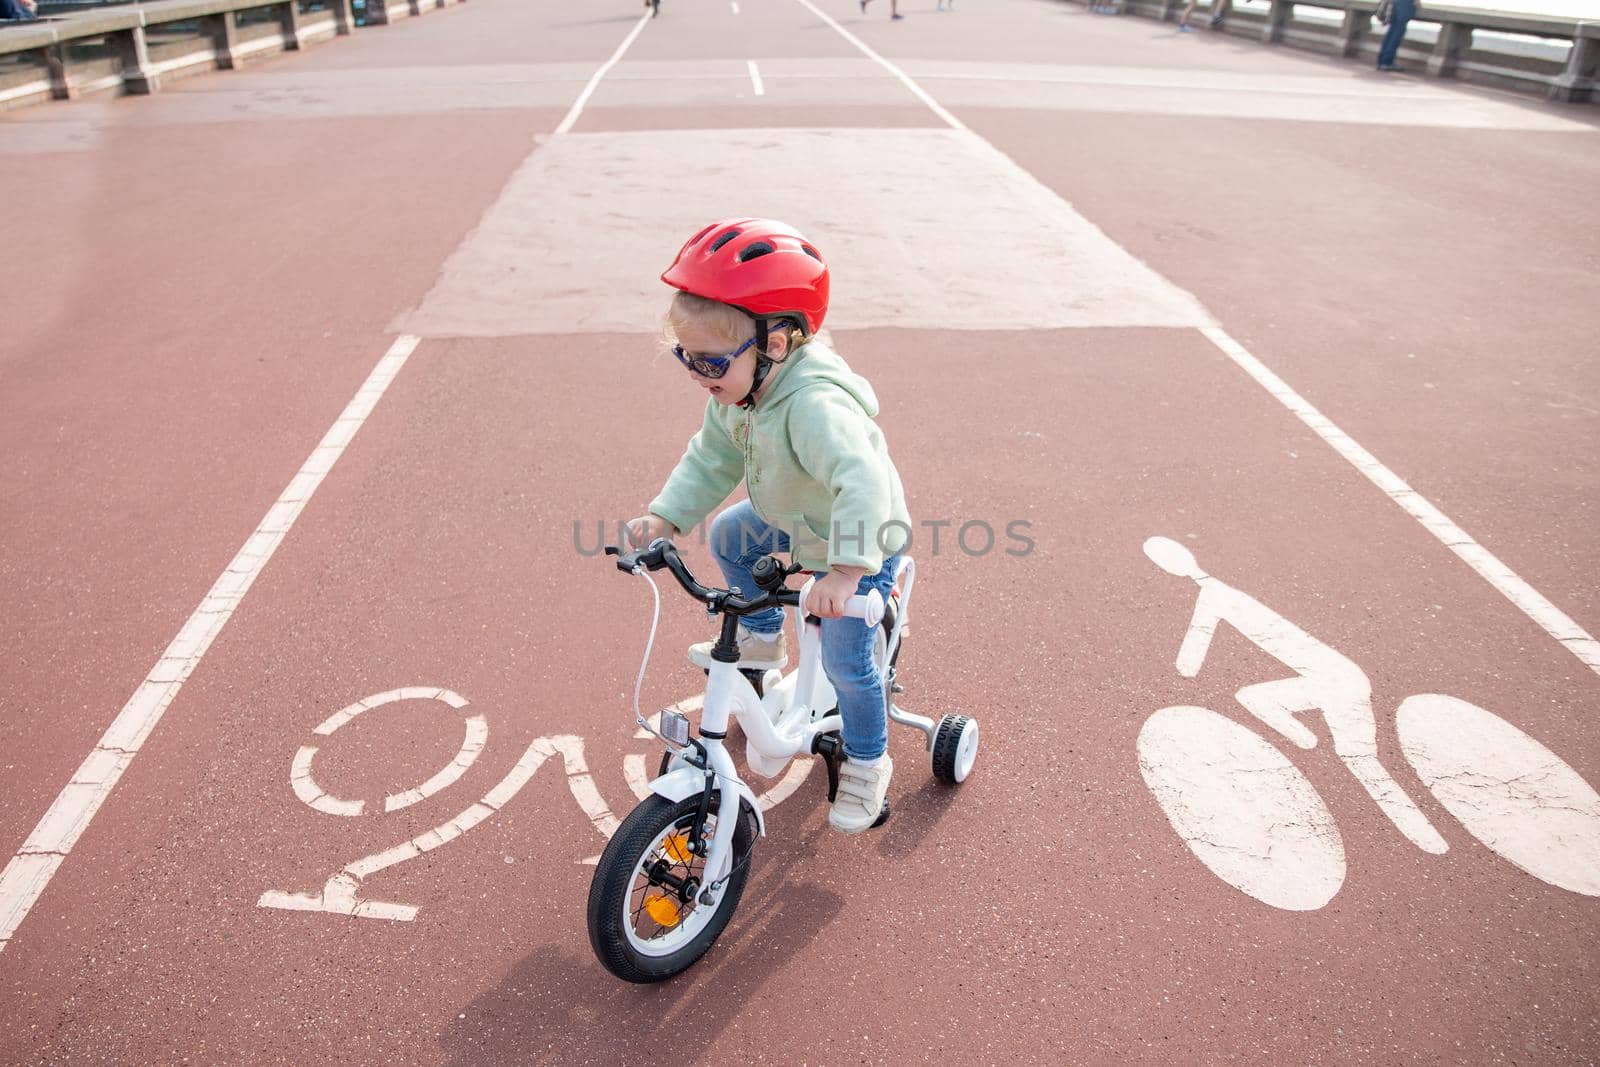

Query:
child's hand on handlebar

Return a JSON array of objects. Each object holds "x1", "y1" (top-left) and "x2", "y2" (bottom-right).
[
  {"x1": 808, "y1": 567, "x2": 865, "y2": 618},
  {"x1": 625, "y1": 514, "x2": 676, "y2": 548}
]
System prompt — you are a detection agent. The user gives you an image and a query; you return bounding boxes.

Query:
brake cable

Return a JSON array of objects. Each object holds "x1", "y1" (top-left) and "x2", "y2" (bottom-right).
[{"x1": 628, "y1": 565, "x2": 684, "y2": 752}]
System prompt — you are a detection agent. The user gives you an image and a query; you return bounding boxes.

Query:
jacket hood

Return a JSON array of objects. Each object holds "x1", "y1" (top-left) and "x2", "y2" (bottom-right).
[{"x1": 757, "y1": 340, "x2": 879, "y2": 417}]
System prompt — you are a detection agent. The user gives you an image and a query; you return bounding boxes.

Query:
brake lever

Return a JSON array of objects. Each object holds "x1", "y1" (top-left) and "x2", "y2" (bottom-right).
[{"x1": 606, "y1": 545, "x2": 644, "y2": 574}]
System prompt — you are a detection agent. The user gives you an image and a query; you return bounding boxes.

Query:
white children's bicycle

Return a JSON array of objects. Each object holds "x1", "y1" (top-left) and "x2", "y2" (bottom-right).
[{"x1": 586, "y1": 538, "x2": 980, "y2": 982}]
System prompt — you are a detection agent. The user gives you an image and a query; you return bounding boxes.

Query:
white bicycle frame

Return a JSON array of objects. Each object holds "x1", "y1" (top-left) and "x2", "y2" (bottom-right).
[{"x1": 645, "y1": 557, "x2": 932, "y2": 907}]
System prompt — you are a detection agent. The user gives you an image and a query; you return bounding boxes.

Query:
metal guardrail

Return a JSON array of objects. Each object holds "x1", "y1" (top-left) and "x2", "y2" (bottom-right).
[
  {"x1": 0, "y1": 0, "x2": 465, "y2": 110},
  {"x1": 1070, "y1": 0, "x2": 1598, "y2": 103}
]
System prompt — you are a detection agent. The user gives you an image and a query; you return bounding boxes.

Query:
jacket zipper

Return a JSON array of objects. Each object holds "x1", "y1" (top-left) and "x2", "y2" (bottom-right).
[{"x1": 743, "y1": 405, "x2": 759, "y2": 509}]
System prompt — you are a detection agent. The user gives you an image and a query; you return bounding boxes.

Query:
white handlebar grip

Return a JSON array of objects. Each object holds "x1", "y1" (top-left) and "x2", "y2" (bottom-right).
[
  {"x1": 796, "y1": 581, "x2": 885, "y2": 627},
  {"x1": 844, "y1": 590, "x2": 885, "y2": 627}
]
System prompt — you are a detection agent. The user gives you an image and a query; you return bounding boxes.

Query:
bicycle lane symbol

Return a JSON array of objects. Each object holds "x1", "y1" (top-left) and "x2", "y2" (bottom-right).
[
  {"x1": 1136, "y1": 536, "x2": 1600, "y2": 912},
  {"x1": 258, "y1": 687, "x2": 814, "y2": 920}
]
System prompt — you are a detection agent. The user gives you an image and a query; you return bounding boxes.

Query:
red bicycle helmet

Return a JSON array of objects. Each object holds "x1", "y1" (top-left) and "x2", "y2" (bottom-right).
[{"x1": 661, "y1": 218, "x2": 830, "y2": 335}]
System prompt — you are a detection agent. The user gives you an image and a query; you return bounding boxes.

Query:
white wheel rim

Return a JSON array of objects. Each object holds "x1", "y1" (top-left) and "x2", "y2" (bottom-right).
[
  {"x1": 621, "y1": 815, "x2": 724, "y2": 957},
  {"x1": 953, "y1": 720, "x2": 979, "y2": 782},
  {"x1": 1137, "y1": 706, "x2": 1344, "y2": 911}
]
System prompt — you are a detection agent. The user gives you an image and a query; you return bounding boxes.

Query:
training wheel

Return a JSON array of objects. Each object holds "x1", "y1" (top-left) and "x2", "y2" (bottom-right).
[{"x1": 931, "y1": 714, "x2": 979, "y2": 784}]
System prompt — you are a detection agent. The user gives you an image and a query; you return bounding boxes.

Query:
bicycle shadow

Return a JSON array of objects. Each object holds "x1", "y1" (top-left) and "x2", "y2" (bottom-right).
[
  {"x1": 876, "y1": 776, "x2": 960, "y2": 861},
  {"x1": 438, "y1": 818, "x2": 842, "y2": 1065}
]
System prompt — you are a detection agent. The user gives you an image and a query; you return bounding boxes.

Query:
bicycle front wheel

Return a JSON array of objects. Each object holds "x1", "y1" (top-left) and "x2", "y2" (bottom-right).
[
  {"x1": 1397, "y1": 694, "x2": 1600, "y2": 896},
  {"x1": 1138, "y1": 705, "x2": 1346, "y2": 911},
  {"x1": 586, "y1": 793, "x2": 756, "y2": 983}
]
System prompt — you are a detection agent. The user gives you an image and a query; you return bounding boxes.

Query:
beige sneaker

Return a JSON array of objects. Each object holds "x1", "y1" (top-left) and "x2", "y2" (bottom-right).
[
  {"x1": 828, "y1": 755, "x2": 893, "y2": 834},
  {"x1": 687, "y1": 628, "x2": 788, "y2": 671}
]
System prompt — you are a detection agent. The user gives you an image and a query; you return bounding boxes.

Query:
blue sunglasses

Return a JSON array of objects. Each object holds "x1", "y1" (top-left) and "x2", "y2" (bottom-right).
[{"x1": 672, "y1": 336, "x2": 758, "y2": 379}]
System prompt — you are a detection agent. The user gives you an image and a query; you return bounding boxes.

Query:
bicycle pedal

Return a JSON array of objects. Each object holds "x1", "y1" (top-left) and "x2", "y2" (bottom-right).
[
  {"x1": 810, "y1": 733, "x2": 844, "y2": 801},
  {"x1": 871, "y1": 799, "x2": 891, "y2": 829}
]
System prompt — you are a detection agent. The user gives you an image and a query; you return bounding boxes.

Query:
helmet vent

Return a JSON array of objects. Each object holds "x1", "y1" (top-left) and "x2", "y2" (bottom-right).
[
  {"x1": 737, "y1": 242, "x2": 774, "y2": 263},
  {"x1": 801, "y1": 244, "x2": 821, "y2": 261},
  {"x1": 708, "y1": 229, "x2": 742, "y2": 253}
]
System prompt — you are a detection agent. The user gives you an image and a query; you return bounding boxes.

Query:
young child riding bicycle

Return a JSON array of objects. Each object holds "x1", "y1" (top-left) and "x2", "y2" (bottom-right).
[{"x1": 625, "y1": 217, "x2": 911, "y2": 834}]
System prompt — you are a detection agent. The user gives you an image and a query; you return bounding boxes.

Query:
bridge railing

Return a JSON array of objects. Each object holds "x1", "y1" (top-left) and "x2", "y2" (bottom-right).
[
  {"x1": 1069, "y1": 0, "x2": 1599, "y2": 103},
  {"x1": 0, "y1": 0, "x2": 464, "y2": 110}
]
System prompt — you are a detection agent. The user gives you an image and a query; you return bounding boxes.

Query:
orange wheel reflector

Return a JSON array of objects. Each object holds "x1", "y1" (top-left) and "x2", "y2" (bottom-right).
[
  {"x1": 663, "y1": 832, "x2": 692, "y2": 864},
  {"x1": 644, "y1": 891, "x2": 682, "y2": 928}
]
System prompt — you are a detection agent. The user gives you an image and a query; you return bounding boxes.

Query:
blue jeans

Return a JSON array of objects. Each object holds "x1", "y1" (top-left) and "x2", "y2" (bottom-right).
[
  {"x1": 1377, "y1": 0, "x2": 1414, "y2": 67},
  {"x1": 708, "y1": 501, "x2": 898, "y2": 761}
]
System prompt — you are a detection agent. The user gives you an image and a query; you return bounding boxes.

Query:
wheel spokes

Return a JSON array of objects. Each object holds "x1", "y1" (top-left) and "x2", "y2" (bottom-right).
[{"x1": 627, "y1": 818, "x2": 710, "y2": 942}]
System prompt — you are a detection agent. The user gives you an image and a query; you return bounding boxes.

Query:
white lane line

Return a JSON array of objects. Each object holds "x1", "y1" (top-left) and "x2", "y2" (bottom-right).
[
  {"x1": 748, "y1": 60, "x2": 765, "y2": 96},
  {"x1": 554, "y1": 11, "x2": 652, "y2": 136},
  {"x1": 789, "y1": 0, "x2": 966, "y2": 130},
  {"x1": 1201, "y1": 327, "x2": 1600, "y2": 677},
  {"x1": 0, "y1": 334, "x2": 424, "y2": 953},
  {"x1": 797, "y1": 0, "x2": 1600, "y2": 677}
]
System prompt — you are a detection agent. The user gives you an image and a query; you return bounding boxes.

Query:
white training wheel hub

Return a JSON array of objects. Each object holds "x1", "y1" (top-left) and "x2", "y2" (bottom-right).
[{"x1": 932, "y1": 714, "x2": 979, "y2": 784}]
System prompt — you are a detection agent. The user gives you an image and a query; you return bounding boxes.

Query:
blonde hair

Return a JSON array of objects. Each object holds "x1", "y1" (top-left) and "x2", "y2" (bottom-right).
[
  {"x1": 665, "y1": 292, "x2": 751, "y2": 350},
  {"x1": 664, "y1": 291, "x2": 808, "y2": 361}
]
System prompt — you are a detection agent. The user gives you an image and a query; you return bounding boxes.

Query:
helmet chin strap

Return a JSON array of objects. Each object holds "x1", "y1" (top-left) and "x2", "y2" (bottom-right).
[{"x1": 737, "y1": 318, "x2": 774, "y2": 409}]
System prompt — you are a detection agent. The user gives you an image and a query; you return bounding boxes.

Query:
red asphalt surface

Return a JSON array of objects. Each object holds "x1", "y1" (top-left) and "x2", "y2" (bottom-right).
[{"x1": 3, "y1": 0, "x2": 1598, "y2": 1062}]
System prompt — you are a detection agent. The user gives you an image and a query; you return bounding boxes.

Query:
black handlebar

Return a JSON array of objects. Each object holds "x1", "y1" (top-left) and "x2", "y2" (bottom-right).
[{"x1": 606, "y1": 539, "x2": 802, "y2": 616}]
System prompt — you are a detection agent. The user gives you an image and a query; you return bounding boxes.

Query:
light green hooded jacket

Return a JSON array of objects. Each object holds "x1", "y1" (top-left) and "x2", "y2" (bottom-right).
[{"x1": 649, "y1": 340, "x2": 911, "y2": 574}]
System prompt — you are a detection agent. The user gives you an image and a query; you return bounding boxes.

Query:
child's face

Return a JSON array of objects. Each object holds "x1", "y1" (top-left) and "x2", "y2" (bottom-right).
[{"x1": 673, "y1": 317, "x2": 758, "y2": 406}]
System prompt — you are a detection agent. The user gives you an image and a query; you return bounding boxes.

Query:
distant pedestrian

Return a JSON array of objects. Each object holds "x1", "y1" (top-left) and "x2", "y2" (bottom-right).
[
  {"x1": 1375, "y1": 0, "x2": 1415, "y2": 70},
  {"x1": 0, "y1": 0, "x2": 38, "y2": 19},
  {"x1": 860, "y1": 0, "x2": 904, "y2": 19},
  {"x1": 1178, "y1": 0, "x2": 1229, "y2": 31}
]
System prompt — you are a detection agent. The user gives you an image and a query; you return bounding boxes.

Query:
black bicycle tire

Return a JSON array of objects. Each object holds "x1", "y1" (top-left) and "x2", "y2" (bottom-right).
[{"x1": 586, "y1": 794, "x2": 756, "y2": 983}]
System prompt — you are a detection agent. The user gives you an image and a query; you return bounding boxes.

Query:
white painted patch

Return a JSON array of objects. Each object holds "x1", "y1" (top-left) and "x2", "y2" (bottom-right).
[
  {"x1": 6, "y1": 52, "x2": 1585, "y2": 157},
  {"x1": 902, "y1": 61, "x2": 1596, "y2": 132},
  {"x1": 747, "y1": 60, "x2": 765, "y2": 96},
  {"x1": 1144, "y1": 536, "x2": 1448, "y2": 854},
  {"x1": 1397, "y1": 695, "x2": 1600, "y2": 897},
  {"x1": 1138, "y1": 705, "x2": 1346, "y2": 911},
  {"x1": 400, "y1": 127, "x2": 1211, "y2": 337},
  {"x1": 0, "y1": 336, "x2": 421, "y2": 953},
  {"x1": 1198, "y1": 331, "x2": 1600, "y2": 679}
]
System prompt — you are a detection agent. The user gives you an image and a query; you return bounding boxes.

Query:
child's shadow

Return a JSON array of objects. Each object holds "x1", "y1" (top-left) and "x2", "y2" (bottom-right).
[
  {"x1": 876, "y1": 777, "x2": 961, "y2": 861},
  {"x1": 438, "y1": 813, "x2": 842, "y2": 1065}
]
